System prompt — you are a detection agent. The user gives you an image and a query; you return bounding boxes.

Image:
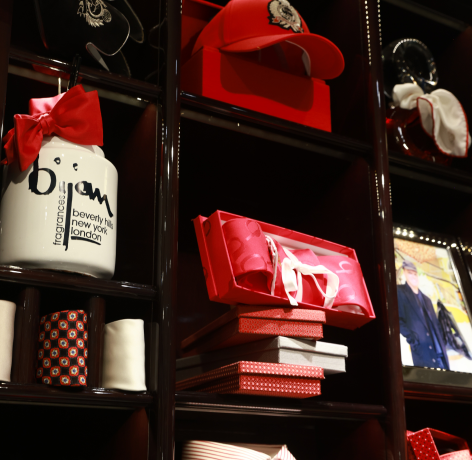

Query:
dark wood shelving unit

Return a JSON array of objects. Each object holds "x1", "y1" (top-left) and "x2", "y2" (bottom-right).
[
  {"x1": 1, "y1": 0, "x2": 472, "y2": 458},
  {"x1": 1, "y1": 0, "x2": 164, "y2": 457}
]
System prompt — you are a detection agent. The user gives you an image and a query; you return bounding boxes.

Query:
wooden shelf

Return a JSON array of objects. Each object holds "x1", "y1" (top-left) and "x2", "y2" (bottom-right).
[
  {"x1": 0, "y1": 265, "x2": 157, "y2": 300},
  {"x1": 404, "y1": 381, "x2": 472, "y2": 404},
  {"x1": 181, "y1": 92, "x2": 373, "y2": 161},
  {"x1": 0, "y1": 382, "x2": 154, "y2": 409},
  {"x1": 389, "y1": 151, "x2": 472, "y2": 194},
  {"x1": 382, "y1": 0, "x2": 472, "y2": 28},
  {"x1": 8, "y1": 46, "x2": 161, "y2": 99},
  {"x1": 175, "y1": 392, "x2": 387, "y2": 421}
]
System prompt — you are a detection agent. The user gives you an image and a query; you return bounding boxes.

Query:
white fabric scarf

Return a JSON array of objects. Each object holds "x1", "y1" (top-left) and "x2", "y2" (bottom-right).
[
  {"x1": 0, "y1": 300, "x2": 16, "y2": 382},
  {"x1": 393, "y1": 83, "x2": 471, "y2": 157}
]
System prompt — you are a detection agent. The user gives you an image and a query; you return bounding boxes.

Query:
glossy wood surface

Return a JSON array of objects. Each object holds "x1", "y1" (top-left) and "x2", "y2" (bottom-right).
[
  {"x1": 0, "y1": 382, "x2": 153, "y2": 408},
  {"x1": 9, "y1": 47, "x2": 160, "y2": 98},
  {"x1": 404, "y1": 382, "x2": 472, "y2": 403},
  {"x1": 86, "y1": 296, "x2": 106, "y2": 388},
  {"x1": 181, "y1": 93, "x2": 373, "y2": 158},
  {"x1": 0, "y1": 0, "x2": 12, "y2": 140},
  {"x1": 0, "y1": 0, "x2": 469, "y2": 458},
  {"x1": 176, "y1": 392, "x2": 387, "y2": 420},
  {"x1": 367, "y1": 1, "x2": 407, "y2": 460},
  {"x1": 157, "y1": 0, "x2": 181, "y2": 459},
  {"x1": 11, "y1": 287, "x2": 40, "y2": 384},
  {"x1": 0, "y1": 265, "x2": 157, "y2": 300}
]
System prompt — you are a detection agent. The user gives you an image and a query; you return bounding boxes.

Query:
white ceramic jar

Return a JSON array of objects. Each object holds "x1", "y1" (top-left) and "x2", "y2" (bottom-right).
[{"x1": 0, "y1": 136, "x2": 118, "y2": 278}]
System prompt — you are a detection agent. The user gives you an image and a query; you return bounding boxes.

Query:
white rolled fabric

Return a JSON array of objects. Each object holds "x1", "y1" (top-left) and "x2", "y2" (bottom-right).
[
  {"x1": 102, "y1": 319, "x2": 147, "y2": 391},
  {"x1": 0, "y1": 300, "x2": 16, "y2": 382},
  {"x1": 393, "y1": 83, "x2": 471, "y2": 157},
  {"x1": 182, "y1": 441, "x2": 297, "y2": 460}
]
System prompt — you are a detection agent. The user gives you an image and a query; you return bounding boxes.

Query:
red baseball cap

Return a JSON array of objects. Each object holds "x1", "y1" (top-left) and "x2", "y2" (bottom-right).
[{"x1": 192, "y1": 0, "x2": 344, "y2": 80}]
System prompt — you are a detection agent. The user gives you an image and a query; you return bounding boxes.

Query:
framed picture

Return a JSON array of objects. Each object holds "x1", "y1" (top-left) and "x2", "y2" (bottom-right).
[{"x1": 394, "y1": 224, "x2": 472, "y2": 387}]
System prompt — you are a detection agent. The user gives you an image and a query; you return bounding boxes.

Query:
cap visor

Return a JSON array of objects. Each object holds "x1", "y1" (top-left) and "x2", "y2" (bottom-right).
[{"x1": 221, "y1": 33, "x2": 344, "y2": 80}]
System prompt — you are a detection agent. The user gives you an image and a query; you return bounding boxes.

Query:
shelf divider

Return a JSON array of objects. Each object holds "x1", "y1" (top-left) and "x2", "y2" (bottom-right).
[
  {"x1": 367, "y1": 0, "x2": 408, "y2": 459},
  {"x1": 11, "y1": 287, "x2": 40, "y2": 385},
  {"x1": 86, "y1": 296, "x2": 106, "y2": 388}
]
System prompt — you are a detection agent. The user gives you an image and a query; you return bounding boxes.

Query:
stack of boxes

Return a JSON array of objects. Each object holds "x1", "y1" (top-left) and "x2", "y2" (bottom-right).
[{"x1": 177, "y1": 211, "x2": 372, "y2": 398}]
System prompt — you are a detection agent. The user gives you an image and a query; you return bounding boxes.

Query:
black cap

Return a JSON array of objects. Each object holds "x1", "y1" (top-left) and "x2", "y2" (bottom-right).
[{"x1": 402, "y1": 260, "x2": 417, "y2": 272}]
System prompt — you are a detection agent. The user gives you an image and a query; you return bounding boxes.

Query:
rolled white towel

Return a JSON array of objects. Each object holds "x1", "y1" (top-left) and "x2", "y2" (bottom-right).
[
  {"x1": 0, "y1": 300, "x2": 16, "y2": 382},
  {"x1": 102, "y1": 319, "x2": 146, "y2": 391}
]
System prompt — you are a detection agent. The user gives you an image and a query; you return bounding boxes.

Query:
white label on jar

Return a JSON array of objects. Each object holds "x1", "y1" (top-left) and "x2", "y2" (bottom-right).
[{"x1": 29, "y1": 155, "x2": 115, "y2": 251}]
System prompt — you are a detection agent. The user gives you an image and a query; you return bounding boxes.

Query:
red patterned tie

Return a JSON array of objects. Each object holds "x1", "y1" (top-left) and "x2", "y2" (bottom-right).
[{"x1": 36, "y1": 310, "x2": 88, "y2": 386}]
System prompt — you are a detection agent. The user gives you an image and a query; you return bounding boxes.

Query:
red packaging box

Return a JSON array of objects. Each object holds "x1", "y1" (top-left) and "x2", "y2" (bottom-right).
[
  {"x1": 181, "y1": 46, "x2": 332, "y2": 132},
  {"x1": 185, "y1": 305, "x2": 325, "y2": 341},
  {"x1": 176, "y1": 361, "x2": 323, "y2": 398},
  {"x1": 198, "y1": 375, "x2": 322, "y2": 399},
  {"x1": 193, "y1": 210, "x2": 375, "y2": 329},
  {"x1": 182, "y1": 318, "x2": 324, "y2": 356},
  {"x1": 181, "y1": 0, "x2": 332, "y2": 132},
  {"x1": 407, "y1": 429, "x2": 470, "y2": 460}
]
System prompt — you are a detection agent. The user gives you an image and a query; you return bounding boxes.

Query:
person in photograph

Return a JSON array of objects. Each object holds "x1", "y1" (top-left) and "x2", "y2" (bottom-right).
[{"x1": 397, "y1": 260, "x2": 450, "y2": 370}]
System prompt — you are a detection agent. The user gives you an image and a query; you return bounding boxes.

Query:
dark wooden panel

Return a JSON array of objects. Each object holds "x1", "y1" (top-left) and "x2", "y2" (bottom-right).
[
  {"x1": 11, "y1": 287, "x2": 40, "y2": 384},
  {"x1": 86, "y1": 296, "x2": 106, "y2": 388}
]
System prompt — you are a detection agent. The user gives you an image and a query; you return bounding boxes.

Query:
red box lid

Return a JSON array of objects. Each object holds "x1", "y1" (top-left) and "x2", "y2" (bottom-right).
[
  {"x1": 182, "y1": 317, "x2": 324, "y2": 355},
  {"x1": 198, "y1": 375, "x2": 322, "y2": 399},
  {"x1": 176, "y1": 360, "x2": 324, "y2": 391}
]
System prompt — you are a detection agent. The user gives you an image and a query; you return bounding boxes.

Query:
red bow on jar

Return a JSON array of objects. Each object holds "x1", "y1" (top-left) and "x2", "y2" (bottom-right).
[{"x1": 2, "y1": 85, "x2": 103, "y2": 172}]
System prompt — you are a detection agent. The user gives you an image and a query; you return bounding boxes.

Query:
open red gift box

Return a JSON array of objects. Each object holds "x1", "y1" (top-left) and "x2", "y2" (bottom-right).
[
  {"x1": 407, "y1": 429, "x2": 471, "y2": 460},
  {"x1": 193, "y1": 210, "x2": 375, "y2": 329},
  {"x1": 181, "y1": 0, "x2": 333, "y2": 132}
]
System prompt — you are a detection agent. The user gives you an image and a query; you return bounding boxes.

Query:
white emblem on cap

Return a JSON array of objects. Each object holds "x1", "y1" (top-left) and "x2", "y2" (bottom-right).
[
  {"x1": 268, "y1": 0, "x2": 304, "y2": 33},
  {"x1": 78, "y1": 0, "x2": 112, "y2": 27}
]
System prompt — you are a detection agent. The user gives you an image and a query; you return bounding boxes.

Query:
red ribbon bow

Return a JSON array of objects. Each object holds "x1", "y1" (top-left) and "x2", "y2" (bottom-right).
[{"x1": 2, "y1": 85, "x2": 103, "y2": 172}]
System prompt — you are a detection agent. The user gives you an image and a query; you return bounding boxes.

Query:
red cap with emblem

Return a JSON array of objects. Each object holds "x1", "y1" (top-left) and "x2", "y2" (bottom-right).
[{"x1": 192, "y1": 0, "x2": 344, "y2": 80}]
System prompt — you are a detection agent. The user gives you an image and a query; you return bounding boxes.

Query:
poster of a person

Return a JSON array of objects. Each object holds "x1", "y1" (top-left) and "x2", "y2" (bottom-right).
[{"x1": 395, "y1": 237, "x2": 472, "y2": 373}]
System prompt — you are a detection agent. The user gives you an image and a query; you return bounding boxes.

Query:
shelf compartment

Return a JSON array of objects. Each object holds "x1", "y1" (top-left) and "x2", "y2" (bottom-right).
[
  {"x1": 9, "y1": 47, "x2": 160, "y2": 99},
  {"x1": 176, "y1": 391, "x2": 387, "y2": 421},
  {"x1": 0, "y1": 382, "x2": 153, "y2": 408},
  {"x1": 404, "y1": 381, "x2": 472, "y2": 403},
  {"x1": 0, "y1": 265, "x2": 157, "y2": 300},
  {"x1": 181, "y1": 93, "x2": 373, "y2": 160}
]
